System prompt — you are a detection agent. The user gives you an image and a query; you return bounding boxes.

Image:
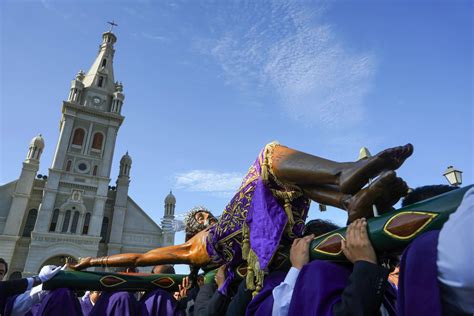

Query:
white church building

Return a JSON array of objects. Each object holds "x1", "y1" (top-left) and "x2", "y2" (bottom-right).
[{"x1": 0, "y1": 30, "x2": 176, "y2": 278}]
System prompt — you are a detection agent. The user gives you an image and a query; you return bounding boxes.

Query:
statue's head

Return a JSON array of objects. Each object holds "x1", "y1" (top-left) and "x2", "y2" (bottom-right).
[{"x1": 184, "y1": 206, "x2": 217, "y2": 241}]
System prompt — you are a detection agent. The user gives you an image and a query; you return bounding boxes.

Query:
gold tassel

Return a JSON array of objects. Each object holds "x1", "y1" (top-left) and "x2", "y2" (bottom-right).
[
  {"x1": 246, "y1": 250, "x2": 256, "y2": 291},
  {"x1": 242, "y1": 223, "x2": 250, "y2": 259},
  {"x1": 253, "y1": 259, "x2": 265, "y2": 297}
]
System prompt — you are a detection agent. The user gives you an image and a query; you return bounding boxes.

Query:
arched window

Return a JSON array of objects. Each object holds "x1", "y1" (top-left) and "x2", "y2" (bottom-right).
[
  {"x1": 66, "y1": 160, "x2": 72, "y2": 172},
  {"x1": 98, "y1": 76, "x2": 104, "y2": 87},
  {"x1": 49, "y1": 209, "x2": 59, "y2": 232},
  {"x1": 72, "y1": 129, "x2": 85, "y2": 146},
  {"x1": 61, "y1": 210, "x2": 71, "y2": 233},
  {"x1": 70, "y1": 211, "x2": 80, "y2": 233},
  {"x1": 100, "y1": 217, "x2": 109, "y2": 243},
  {"x1": 82, "y1": 213, "x2": 91, "y2": 235},
  {"x1": 101, "y1": 59, "x2": 107, "y2": 67},
  {"x1": 22, "y1": 209, "x2": 37, "y2": 237},
  {"x1": 92, "y1": 165, "x2": 98, "y2": 176},
  {"x1": 91, "y1": 133, "x2": 104, "y2": 150}
]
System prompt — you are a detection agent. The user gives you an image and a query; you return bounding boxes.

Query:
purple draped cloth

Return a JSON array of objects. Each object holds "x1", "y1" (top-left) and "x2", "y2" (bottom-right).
[
  {"x1": 206, "y1": 143, "x2": 310, "y2": 294},
  {"x1": 246, "y1": 270, "x2": 286, "y2": 316},
  {"x1": 33, "y1": 288, "x2": 82, "y2": 316},
  {"x1": 397, "y1": 230, "x2": 442, "y2": 316},
  {"x1": 140, "y1": 288, "x2": 184, "y2": 316},
  {"x1": 90, "y1": 291, "x2": 140, "y2": 316},
  {"x1": 80, "y1": 297, "x2": 94, "y2": 316}
]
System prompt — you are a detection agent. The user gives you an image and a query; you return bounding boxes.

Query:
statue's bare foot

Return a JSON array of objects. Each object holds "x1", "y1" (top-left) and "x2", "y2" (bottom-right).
[
  {"x1": 339, "y1": 143, "x2": 413, "y2": 194},
  {"x1": 68, "y1": 257, "x2": 92, "y2": 271},
  {"x1": 345, "y1": 171, "x2": 407, "y2": 223}
]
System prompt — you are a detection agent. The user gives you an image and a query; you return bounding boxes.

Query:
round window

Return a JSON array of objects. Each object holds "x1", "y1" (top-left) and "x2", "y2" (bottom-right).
[{"x1": 75, "y1": 160, "x2": 90, "y2": 173}]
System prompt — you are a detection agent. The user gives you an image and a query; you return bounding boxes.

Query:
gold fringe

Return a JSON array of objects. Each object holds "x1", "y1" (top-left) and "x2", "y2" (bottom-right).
[
  {"x1": 245, "y1": 249, "x2": 265, "y2": 297},
  {"x1": 242, "y1": 141, "x2": 307, "y2": 297},
  {"x1": 260, "y1": 141, "x2": 279, "y2": 182}
]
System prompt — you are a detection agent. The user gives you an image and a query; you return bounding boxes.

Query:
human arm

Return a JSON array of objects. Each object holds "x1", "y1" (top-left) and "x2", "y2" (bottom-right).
[
  {"x1": 194, "y1": 282, "x2": 217, "y2": 316},
  {"x1": 10, "y1": 284, "x2": 48, "y2": 316},
  {"x1": 8, "y1": 265, "x2": 62, "y2": 316},
  {"x1": 333, "y1": 218, "x2": 389, "y2": 316},
  {"x1": 225, "y1": 279, "x2": 253, "y2": 316},
  {"x1": 0, "y1": 279, "x2": 31, "y2": 298},
  {"x1": 205, "y1": 265, "x2": 231, "y2": 316},
  {"x1": 272, "y1": 234, "x2": 314, "y2": 316},
  {"x1": 437, "y1": 188, "x2": 474, "y2": 313}
]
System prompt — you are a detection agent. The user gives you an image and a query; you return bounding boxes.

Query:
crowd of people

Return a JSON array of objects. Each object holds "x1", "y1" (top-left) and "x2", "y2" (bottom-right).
[{"x1": 0, "y1": 185, "x2": 472, "y2": 316}]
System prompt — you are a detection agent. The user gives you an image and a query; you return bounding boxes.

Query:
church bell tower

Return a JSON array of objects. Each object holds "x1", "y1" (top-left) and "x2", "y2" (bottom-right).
[{"x1": 29, "y1": 28, "x2": 126, "y2": 268}]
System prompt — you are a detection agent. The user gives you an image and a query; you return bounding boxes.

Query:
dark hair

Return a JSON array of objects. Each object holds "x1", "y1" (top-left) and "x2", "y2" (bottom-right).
[
  {"x1": 0, "y1": 258, "x2": 8, "y2": 274},
  {"x1": 151, "y1": 264, "x2": 176, "y2": 274},
  {"x1": 184, "y1": 207, "x2": 217, "y2": 241},
  {"x1": 303, "y1": 219, "x2": 340, "y2": 237},
  {"x1": 402, "y1": 185, "x2": 458, "y2": 207}
]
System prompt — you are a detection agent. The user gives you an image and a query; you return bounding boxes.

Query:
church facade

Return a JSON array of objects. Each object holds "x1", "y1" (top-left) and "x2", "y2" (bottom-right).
[{"x1": 0, "y1": 30, "x2": 176, "y2": 278}]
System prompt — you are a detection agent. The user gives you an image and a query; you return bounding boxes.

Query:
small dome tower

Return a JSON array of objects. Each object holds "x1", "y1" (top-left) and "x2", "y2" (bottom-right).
[
  {"x1": 27, "y1": 134, "x2": 44, "y2": 162},
  {"x1": 68, "y1": 70, "x2": 85, "y2": 103},
  {"x1": 119, "y1": 151, "x2": 132, "y2": 177},
  {"x1": 111, "y1": 82, "x2": 125, "y2": 114},
  {"x1": 164, "y1": 191, "x2": 176, "y2": 217}
]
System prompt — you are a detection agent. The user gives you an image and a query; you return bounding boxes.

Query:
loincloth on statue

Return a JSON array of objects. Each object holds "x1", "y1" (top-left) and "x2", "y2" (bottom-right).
[{"x1": 205, "y1": 142, "x2": 311, "y2": 295}]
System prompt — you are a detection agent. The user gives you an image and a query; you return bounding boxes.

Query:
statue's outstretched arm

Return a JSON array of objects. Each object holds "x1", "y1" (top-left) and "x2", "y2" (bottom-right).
[{"x1": 71, "y1": 229, "x2": 211, "y2": 270}]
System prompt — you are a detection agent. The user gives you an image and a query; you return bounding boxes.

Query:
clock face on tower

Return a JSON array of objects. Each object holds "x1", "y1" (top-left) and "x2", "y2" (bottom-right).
[{"x1": 92, "y1": 96, "x2": 101, "y2": 105}]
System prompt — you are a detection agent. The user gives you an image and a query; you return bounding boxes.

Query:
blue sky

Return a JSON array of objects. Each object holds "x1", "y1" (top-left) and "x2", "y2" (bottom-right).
[{"x1": 1, "y1": 1, "x2": 472, "y2": 273}]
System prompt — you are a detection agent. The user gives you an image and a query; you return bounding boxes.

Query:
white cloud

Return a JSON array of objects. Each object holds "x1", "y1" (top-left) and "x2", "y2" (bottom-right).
[
  {"x1": 175, "y1": 170, "x2": 243, "y2": 197},
  {"x1": 40, "y1": 0, "x2": 72, "y2": 19},
  {"x1": 141, "y1": 32, "x2": 168, "y2": 41},
  {"x1": 196, "y1": 1, "x2": 376, "y2": 129}
]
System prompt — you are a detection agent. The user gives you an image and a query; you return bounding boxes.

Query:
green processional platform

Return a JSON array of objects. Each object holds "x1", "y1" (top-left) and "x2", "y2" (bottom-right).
[{"x1": 44, "y1": 185, "x2": 472, "y2": 291}]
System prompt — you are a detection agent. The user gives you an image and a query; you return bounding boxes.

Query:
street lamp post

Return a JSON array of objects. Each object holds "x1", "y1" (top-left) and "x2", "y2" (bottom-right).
[{"x1": 443, "y1": 166, "x2": 463, "y2": 186}]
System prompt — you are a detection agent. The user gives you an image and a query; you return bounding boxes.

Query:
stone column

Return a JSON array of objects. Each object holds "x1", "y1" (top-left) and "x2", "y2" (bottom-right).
[
  {"x1": 51, "y1": 116, "x2": 74, "y2": 170},
  {"x1": 3, "y1": 162, "x2": 39, "y2": 235},
  {"x1": 88, "y1": 196, "x2": 107, "y2": 237},
  {"x1": 100, "y1": 126, "x2": 117, "y2": 178},
  {"x1": 34, "y1": 188, "x2": 58, "y2": 233},
  {"x1": 55, "y1": 211, "x2": 64, "y2": 233}
]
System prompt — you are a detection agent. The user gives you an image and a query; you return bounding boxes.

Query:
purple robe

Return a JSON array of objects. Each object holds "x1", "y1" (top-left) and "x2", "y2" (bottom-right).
[
  {"x1": 90, "y1": 291, "x2": 140, "y2": 316},
  {"x1": 245, "y1": 270, "x2": 286, "y2": 316},
  {"x1": 287, "y1": 261, "x2": 352, "y2": 316},
  {"x1": 3, "y1": 295, "x2": 19, "y2": 316},
  {"x1": 397, "y1": 230, "x2": 442, "y2": 316},
  {"x1": 34, "y1": 288, "x2": 82, "y2": 316},
  {"x1": 206, "y1": 143, "x2": 310, "y2": 294},
  {"x1": 140, "y1": 288, "x2": 184, "y2": 316}
]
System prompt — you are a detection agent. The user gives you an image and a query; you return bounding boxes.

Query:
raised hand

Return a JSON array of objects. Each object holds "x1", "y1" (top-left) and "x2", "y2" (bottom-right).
[
  {"x1": 290, "y1": 234, "x2": 315, "y2": 270},
  {"x1": 341, "y1": 218, "x2": 377, "y2": 264},
  {"x1": 38, "y1": 265, "x2": 62, "y2": 282}
]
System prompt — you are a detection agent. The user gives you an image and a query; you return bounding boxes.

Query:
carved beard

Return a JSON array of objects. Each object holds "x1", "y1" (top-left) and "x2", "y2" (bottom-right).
[{"x1": 185, "y1": 215, "x2": 217, "y2": 241}]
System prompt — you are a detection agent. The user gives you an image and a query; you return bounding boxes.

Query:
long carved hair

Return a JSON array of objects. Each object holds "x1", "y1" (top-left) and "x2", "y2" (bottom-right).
[{"x1": 184, "y1": 206, "x2": 217, "y2": 241}]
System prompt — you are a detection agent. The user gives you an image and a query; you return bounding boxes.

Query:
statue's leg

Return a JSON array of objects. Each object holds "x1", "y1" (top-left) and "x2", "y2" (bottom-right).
[
  {"x1": 70, "y1": 230, "x2": 211, "y2": 270},
  {"x1": 345, "y1": 171, "x2": 408, "y2": 222},
  {"x1": 301, "y1": 184, "x2": 350, "y2": 210},
  {"x1": 271, "y1": 143, "x2": 413, "y2": 194},
  {"x1": 302, "y1": 171, "x2": 408, "y2": 222}
]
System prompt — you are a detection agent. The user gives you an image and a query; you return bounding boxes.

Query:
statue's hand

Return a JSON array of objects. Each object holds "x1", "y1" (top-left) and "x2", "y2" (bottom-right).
[{"x1": 68, "y1": 257, "x2": 92, "y2": 270}]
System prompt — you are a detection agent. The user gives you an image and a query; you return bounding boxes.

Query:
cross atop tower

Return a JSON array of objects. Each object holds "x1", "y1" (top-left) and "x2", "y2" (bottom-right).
[{"x1": 107, "y1": 20, "x2": 118, "y2": 32}]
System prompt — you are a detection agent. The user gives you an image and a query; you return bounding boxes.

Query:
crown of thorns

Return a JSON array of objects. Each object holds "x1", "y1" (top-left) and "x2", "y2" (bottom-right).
[{"x1": 184, "y1": 206, "x2": 212, "y2": 227}]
